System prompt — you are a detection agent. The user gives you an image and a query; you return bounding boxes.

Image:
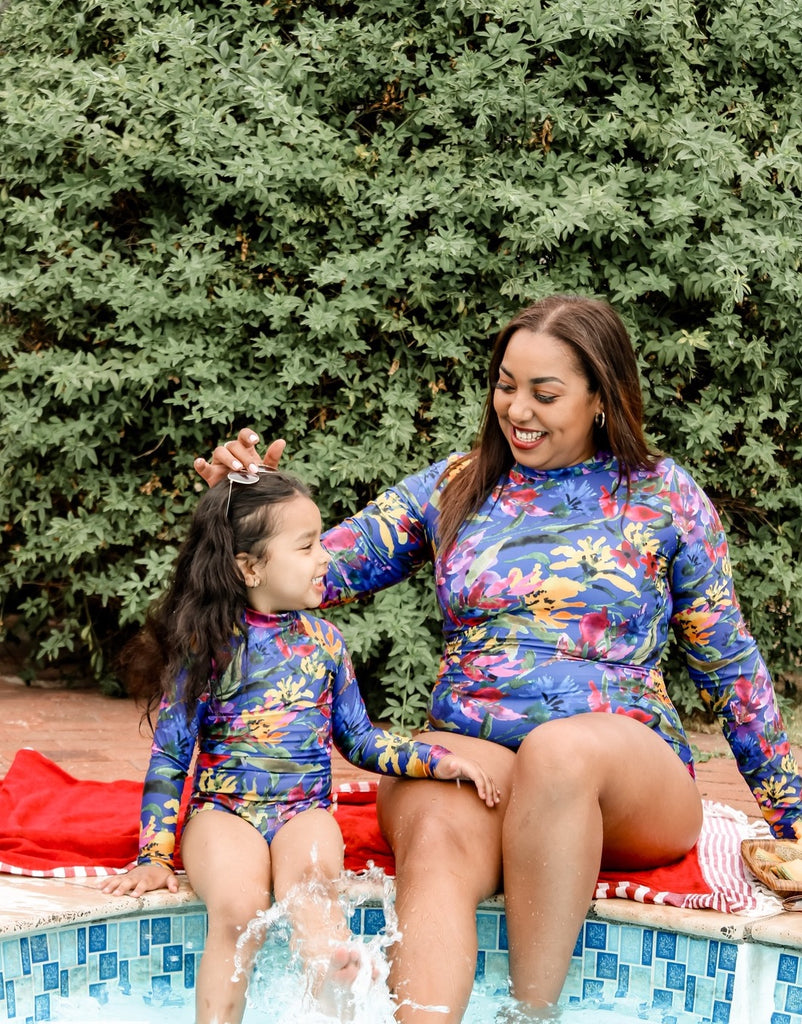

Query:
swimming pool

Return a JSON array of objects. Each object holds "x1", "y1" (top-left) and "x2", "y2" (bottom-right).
[{"x1": 3, "y1": 886, "x2": 802, "y2": 1024}]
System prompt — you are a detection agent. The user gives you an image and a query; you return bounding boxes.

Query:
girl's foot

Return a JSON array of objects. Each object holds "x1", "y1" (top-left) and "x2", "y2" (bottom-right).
[{"x1": 315, "y1": 943, "x2": 377, "y2": 1020}]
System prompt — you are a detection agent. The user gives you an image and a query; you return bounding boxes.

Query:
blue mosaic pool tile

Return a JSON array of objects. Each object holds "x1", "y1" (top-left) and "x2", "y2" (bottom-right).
[
  {"x1": 88, "y1": 979, "x2": 108, "y2": 1004},
  {"x1": 786, "y1": 985, "x2": 802, "y2": 1014},
  {"x1": 584, "y1": 921, "x2": 607, "y2": 950},
  {"x1": 20, "y1": 937, "x2": 31, "y2": 976},
  {"x1": 718, "y1": 942, "x2": 737, "y2": 972},
  {"x1": 183, "y1": 913, "x2": 206, "y2": 952},
  {"x1": 596, "y1": 951, "x2": 617, "y2": 980},
  {"x1": 88, "y1": 924, "x2": 107, "y2": 954},
  {"x1": 362, "y1": 907, "x2": 385, "y2": 935},
  {"x1": 581, "y1": 978, "x2": 604, "y2": 1001},
  {"x1": 627, "y1": 965, "x2": 653, "y2": 1000},
  {"x1": 474, "y1": 950, "x2": 485, "y2": 980},
  {"x1": 184, "y1": 953, "x2": 195, "y2": 990},
  {"x1": 476, "y1": 911, "x2": 498, "y2": 951},
  {"x1": 616, "y1": 962, "x2": 629, "y2": 997},
  {"x1": 57, "y1": 929, "x2": 76, "y2": 969},
  {"x1": 59, "y1": 969, "x2": 68, "y2": 999},
  {"x1": 688, "y1": 935, "x2": 710, "y2": 976},
  {"x1": 641, "y1": 928, "x2": 653, "y2": 965},
  {"x1": 41, "y1": 962, "x2": 59, "y2": 991},
  {"x1": 684, "y1": 973, "x2": 695, "y2": 1012},
  {"x1": 772, "y1": 1013, "x2": 793, "y2": 1024},
  {"x1": 666, "y1": 961, "x2": 685, "y2": 990},
  {"x1": 150, "y1": 974, "x2": 173, "y2": 1002},
  {"x1": 139, "y1": 918, "x2": 150, "y2": 957},
  {"x1": 34, "y1": 991, "x2": 49, "y2": 1021},
  {"x1": 498, "y1": 914, "x2": 508, "y2": 952},
  {"x1": 29, "y1": 936, "x2": 49, "y2": 965},
  {"x1": 162, "y1": 945, "x2": 182, "y2": 974},
  {"x1": 76, "y1": 927, "x2": 86, "y2": 965},
  {"x1": 6, "y1": 979, "x2": 16, "y2": 1017},
  {"x1": 99, "y1": 951, "x2": 118, "y2": 981},
  {"x1": 712, "y1": 998, "x2": 731, "y2": 1022},
  {"x1": 780, "y1": 954, "x2": 800, "y2": 984},
  {"x1": 691, "y1": 974, "x2": 717, "y2": 1018},
  {"x1": 151, "y1": 917, "x2": 171, "y2": 946},
  {"x1": 652, "y1": 987, "x2": 674, "y2": 1009},
  {"x1": 118, "y1": 920, "x2": 138, "y2": 960},
  {"x1": 483, "y1": 951, "x2": 508, "y2": 992},
  {"x1": 119, "y1": 959, "x2": 130, "y2": 995},
  {"x1": 656, "y1": 930, "x2": 677, "y2": 960},
  {"x1": 619, "y1": 925, "x2": 641, "y2": 964}
]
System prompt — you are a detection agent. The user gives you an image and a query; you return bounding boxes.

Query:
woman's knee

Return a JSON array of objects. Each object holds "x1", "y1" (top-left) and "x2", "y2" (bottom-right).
[{"x1": 512, "y1": 718, "x2": 600, "y2": 798}]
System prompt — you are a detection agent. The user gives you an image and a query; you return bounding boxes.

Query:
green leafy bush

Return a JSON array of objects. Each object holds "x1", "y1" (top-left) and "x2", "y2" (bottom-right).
[{"x1": 1, "y1": 0, "x2": 800, "y2": 724}]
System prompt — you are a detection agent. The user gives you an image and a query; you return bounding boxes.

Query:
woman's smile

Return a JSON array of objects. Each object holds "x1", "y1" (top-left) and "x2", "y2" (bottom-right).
[{"x1": 493, "y1": 329, "x2": 601, "y2": 471}]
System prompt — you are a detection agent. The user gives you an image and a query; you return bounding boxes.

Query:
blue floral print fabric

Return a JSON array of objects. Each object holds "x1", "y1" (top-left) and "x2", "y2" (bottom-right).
[
  {"x1": 322, "y1": 453, "x2": 801, "y2": 839},
  {"x1": 138, "y1": 609, "x2": 448, "y2": 867}
]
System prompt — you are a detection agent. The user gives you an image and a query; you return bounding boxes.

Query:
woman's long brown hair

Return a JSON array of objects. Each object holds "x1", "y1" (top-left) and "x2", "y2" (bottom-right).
[
  {"x1": 118, "y1": 471, "x2": 311, "y2": 728},
  {"x1": 437, "y1": 295, "x2": 660, "y2": 553}
]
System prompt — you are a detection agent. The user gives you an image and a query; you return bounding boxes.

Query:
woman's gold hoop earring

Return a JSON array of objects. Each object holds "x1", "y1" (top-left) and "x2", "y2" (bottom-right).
[{"x1": 595, "y1": 410, "x2": 606, "y2": 429}]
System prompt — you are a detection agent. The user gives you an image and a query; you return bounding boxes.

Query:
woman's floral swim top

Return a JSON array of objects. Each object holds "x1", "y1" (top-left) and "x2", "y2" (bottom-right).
[{"x1": 322, "y1": 453, "x2": 801, "y2": 838}]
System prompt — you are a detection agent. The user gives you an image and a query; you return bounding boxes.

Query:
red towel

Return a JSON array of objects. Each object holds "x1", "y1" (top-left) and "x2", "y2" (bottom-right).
[{"x1": 0, "y1": 749, "x2": 775, "y2": 914}]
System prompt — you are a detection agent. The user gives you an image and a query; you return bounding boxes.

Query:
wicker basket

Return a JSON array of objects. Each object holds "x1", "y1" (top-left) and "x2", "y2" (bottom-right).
[{"x1": 741, "y1": 839, "x2": 802, "y2": 895}]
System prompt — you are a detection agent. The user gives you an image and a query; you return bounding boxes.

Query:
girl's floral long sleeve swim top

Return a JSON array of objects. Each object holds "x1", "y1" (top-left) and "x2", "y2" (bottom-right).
[
  {"x1": 137, "y1": 609, "x2": 449, "y2": 867},
  {"x1": 321, "y1": 453, "x2": 801, "y2": 838}
]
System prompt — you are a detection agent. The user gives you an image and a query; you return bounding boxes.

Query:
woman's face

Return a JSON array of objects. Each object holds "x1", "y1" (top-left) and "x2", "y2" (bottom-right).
[{"x1": 492, "y1": 329, "x2": 602, "y2": 471}]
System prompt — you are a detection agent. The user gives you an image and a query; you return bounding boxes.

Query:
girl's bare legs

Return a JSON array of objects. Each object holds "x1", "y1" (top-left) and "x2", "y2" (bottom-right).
[
  {"x1": 180, "y1": 810, "x2": 272, "y2": 1024},
  {"x1": 503, "y1": 713, "x2": 703, "y2": 1013},
  {"x1": 270, "y1": 808, "x2": 360, "y2": 1011},
  {"x1": 377, "y1": 733, "x2": 516, "y2": 1024}
]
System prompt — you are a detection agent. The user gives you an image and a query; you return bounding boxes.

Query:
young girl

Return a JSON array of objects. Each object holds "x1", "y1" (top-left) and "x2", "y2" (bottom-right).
[{"x1": 102, "y1": 468, "x2": 499, "y2": 1024}]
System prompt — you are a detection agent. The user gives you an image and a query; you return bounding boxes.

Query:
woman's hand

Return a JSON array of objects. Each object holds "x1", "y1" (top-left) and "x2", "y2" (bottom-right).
[
  {"x1": 434, "y1": 754, "x2": 501, "y2": 808},
  {"x1": 98, "y1": 862, "x2": 179, "y2": 898},
  {"x1": 194, "y1": 428, "x2": 286, "y2": 488}
]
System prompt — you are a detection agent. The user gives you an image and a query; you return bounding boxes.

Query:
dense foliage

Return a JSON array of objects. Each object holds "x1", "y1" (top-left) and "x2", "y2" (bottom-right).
[{"x1": 1, "y1": 0, "x2": 801, "y2": 724}]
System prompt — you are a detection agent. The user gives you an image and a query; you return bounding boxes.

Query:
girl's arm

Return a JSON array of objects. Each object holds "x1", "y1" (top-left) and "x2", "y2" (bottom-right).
[
  {"x1": 103, "y1": 684, "x2": 201, "y2": 896},
  {"x1": 668, "y1": 465, "x2": 802, "y2": 838}
]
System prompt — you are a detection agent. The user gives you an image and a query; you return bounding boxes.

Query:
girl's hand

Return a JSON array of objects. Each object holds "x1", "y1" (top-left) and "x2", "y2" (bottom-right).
[
  {"x1": 433, "y1": 754, "x2": 501, "y2": 808},
  {"x1": 98, "y1": 862, "x2": 179, "y2": 898},
  {"x1": 194, "y1": 429, "x2": 286, "y2": 487}
]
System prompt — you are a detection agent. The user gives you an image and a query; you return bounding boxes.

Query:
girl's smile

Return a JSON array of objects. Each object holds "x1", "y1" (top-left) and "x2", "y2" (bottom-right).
[{"x1": 239, "y1": 494, "x2": 331, "y2": 614}]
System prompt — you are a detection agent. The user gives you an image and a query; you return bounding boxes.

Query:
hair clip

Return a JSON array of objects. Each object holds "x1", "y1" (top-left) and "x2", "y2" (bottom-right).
[{"x1": 225, "y1": 465, "x2": 273, "y2": 516}]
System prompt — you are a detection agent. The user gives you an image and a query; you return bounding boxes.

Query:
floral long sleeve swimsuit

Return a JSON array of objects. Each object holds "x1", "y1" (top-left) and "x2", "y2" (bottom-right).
[
  {"x1": 137, "y1": 609, "x2": 449, "y2": 868},
  {"x1": 322, "y1": 452, "x2": 801, "y2": 839}
]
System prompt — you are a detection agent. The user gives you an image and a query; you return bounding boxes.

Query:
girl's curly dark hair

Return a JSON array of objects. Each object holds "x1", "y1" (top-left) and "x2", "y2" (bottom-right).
[{"x1": 119, "y1": 470, "x2": 310, "y2": 728}]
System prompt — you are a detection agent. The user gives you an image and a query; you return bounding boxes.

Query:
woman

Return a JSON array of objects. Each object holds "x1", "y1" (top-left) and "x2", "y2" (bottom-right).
[{"x1": 196, "y1": 294, "x2": 801, "y2": 1021}]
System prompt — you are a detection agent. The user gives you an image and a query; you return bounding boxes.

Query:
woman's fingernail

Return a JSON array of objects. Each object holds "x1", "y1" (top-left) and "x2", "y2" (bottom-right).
[
  {"x1": 248, "y1": 463, "x2": 259, "y2": 474},
  {"x1": 248, "y1": 434, "x2": 259, "y2": 442},
  {"x1": 232, "y1": 459, "x2": 243, "y2": 470}
]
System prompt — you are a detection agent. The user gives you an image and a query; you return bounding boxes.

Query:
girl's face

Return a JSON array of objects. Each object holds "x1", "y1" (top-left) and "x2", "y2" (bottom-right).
[
  {"x1": 238, "y1": 494, "x2": 330, "y2": 615},
  {"x1": 492, "y1": 329, "x2": 602, "y2": 472}
]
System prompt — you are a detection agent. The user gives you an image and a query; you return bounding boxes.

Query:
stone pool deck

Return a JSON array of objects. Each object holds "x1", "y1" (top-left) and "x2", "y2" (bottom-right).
[{"x1": 3, "y1": 672, "x2": 802, "y2": 955}]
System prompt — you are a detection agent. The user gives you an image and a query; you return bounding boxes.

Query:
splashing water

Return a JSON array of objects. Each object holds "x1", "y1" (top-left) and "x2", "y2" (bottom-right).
[{"x1": 240, "y1": 865, "x2": 405, "y2": 1024}]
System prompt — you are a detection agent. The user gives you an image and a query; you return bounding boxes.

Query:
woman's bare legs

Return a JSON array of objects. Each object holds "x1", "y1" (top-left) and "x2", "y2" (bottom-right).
[
  {"x1": 180, "y1": 810, "x2": 272, "y2": 1024},
  {"x1": 378, "y1": 732, "x2": 516, "y2": 1024},
  {"x1": 502, "y1": 714, "x2": 703, "y2": 1013}
]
